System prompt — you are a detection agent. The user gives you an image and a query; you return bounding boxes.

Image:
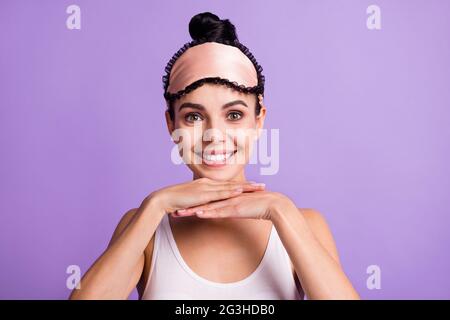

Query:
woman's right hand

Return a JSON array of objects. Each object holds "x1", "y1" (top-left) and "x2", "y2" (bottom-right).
[{"x1": 147, "y1": 177, "x2": 265, "y2": 215}]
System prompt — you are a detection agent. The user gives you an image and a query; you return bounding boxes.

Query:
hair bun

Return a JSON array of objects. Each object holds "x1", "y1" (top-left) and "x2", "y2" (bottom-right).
[{"x1": 189, "y1": 12, "x2": 238, "y2": 43}]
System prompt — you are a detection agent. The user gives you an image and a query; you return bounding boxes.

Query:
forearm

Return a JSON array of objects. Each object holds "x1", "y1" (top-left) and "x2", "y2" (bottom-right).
[
  {"x1": 271, "y1": 201, "x2": 360, "y2": 300},
  {"x1": 69, "y1": 197, "x2": 165, "y2": 299}
]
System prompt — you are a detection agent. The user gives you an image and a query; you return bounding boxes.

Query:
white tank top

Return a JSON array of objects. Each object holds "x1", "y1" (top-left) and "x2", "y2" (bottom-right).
[{"x1": 141, "y1": 214, "x2": 304, "y2": 300}]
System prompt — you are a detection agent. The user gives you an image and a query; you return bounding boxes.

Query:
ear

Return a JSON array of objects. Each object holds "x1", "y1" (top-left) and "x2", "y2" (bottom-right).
[{"x1": 165, "y1": 109, "x2": 175, "y2": 138}]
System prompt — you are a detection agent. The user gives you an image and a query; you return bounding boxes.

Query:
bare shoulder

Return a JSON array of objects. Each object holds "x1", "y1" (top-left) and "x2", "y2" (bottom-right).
[
  {"x1": 118, "y1": 208, "x2": 139, "y2": 226},
  {"x1": 298, "y1": 208, "x2": 329, "y2": 230},
  {"x1": 298, "y1": 208, "x2": 342, "y2": 266}
]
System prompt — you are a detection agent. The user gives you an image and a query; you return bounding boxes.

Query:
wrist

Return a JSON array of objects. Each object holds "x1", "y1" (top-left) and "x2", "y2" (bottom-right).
[
  {"x1": 269, "y1": 194, "x2": 302, "y2": 223},
  {"x1": 141, "y1": 192, "x2": 167, "y2": 219}
]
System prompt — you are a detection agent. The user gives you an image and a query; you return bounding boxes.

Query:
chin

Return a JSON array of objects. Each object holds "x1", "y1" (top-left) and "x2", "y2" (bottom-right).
[{"x1": 190, "y1": 164, "x2": 244, "y2": 182}]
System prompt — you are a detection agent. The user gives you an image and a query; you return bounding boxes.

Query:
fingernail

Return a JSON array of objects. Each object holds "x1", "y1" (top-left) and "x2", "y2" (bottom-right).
[
  {"x1": 177, "y1": 209, "x2": 186, "y2": 213},
  {"x1": 251, "y1": 183, "x2": 265, "y2": 187},
  {"x1": 196, "y1": 210, "x2": 204, "y2": 215}
]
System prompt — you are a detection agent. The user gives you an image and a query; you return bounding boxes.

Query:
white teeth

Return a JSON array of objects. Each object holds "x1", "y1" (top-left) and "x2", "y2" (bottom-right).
[{"x1": 204, "y1": 152, "x2": 234, "y2": 162}]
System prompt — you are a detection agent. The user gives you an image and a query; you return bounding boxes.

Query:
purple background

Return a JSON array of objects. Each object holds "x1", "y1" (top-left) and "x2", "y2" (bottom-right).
[{"x1": 1, "y1": 0, "x2": 449, "y2": 299}]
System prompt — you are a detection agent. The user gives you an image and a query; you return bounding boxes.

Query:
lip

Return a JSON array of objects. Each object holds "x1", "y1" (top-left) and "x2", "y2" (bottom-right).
[{"x1": 195, "y1": 150, "x2": 237, "y2": 168}]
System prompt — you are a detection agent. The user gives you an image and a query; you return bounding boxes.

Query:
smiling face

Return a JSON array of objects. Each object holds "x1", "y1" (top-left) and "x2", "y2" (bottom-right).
[{"x1": 165, "y1": 84, "x2": 266, "y2": 181}]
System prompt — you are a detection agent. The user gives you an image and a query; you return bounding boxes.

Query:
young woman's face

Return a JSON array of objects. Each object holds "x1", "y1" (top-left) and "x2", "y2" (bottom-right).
[{"x1": 167, "y1": 84, "x2": 266, "y2": 181}]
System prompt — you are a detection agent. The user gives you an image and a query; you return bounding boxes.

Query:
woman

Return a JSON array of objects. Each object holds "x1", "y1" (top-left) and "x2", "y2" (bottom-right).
[{"x1": 69, "y1": 12, "x2": 360, "y2": 300}]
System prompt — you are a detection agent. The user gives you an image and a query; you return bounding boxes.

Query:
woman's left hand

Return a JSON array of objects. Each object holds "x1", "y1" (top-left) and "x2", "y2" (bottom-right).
[{"x1": 172, "y1": 189, "x2": 293, "y2": 221}]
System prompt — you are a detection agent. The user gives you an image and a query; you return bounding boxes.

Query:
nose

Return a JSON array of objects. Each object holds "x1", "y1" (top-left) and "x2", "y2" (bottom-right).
[{"x1": 204, "y1": 117, "x2": 227, "y2": 143}]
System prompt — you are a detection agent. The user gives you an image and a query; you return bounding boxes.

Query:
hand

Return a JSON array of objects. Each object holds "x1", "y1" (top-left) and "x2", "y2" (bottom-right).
[
  {"x1": 147, "y1": 177, "x2": 266, "y2": 215},
  {"x1": 172, "y1": 190, "x2": 292, "y2": 221}
]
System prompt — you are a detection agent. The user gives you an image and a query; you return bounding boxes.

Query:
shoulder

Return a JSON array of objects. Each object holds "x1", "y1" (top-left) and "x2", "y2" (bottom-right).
[
  {"x1": 297, "y1": 208, "x2": 341, "y2": 266},
  {"x1": 115, "y1": 208, "x2": 139, "y2": 228},
  {"x1": 119, "y1": 208, "x2": 139, "y2": 225},
  {"x1": 298, "y1": 207, "x2": 321, "y2": 218},
  {"x1": 299, "y1": 208, "x2": 328, "y2": 230}
]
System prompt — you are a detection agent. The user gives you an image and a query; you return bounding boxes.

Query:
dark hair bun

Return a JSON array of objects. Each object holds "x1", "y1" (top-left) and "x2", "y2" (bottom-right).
[{"x1": 189, "y1": 12, "x2": 238, "y2": 43}]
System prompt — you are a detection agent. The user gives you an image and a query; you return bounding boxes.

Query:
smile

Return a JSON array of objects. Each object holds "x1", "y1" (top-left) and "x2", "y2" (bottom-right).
[{"x1": 195, "y1": 150, "x2": 237, "y2": 167}]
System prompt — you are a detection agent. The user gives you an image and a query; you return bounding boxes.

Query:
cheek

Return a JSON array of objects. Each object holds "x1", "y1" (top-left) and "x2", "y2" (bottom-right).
[
  {"x1": 173, "y1": 113, "x2": 185, "y2": 129},
  {"x1": 182, "y1": 128, "x2": 208, "y2": 154},
  {"x1": 230, "y1": 129, "x2": 259, "y2": 163}
]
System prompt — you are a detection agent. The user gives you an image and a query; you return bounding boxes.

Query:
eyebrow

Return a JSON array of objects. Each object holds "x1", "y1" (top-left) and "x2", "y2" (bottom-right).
[{"x1": 178, "y1": 100, "x2": 248, "y2": 112}]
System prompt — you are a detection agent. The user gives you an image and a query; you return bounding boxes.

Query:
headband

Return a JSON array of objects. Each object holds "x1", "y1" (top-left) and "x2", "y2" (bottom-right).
[{"x1": 166, "y1": 42, "x2": 260, "y2": 97}]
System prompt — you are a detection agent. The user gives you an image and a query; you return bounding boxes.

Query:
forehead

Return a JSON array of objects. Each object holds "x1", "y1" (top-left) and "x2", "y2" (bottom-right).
[{"x1": 173, "y1": 84, "x2": 255, "y2": 112}]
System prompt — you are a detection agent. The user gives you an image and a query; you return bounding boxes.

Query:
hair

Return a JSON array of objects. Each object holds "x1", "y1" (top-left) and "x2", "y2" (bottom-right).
[{"x1": 162, "y1": 12, "x2": 266, "y2": 120}]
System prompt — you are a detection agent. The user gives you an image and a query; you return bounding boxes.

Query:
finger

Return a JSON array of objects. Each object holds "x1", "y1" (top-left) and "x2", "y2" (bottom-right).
[
  {"x1": 241, "y1": 183, "x2": 265, "y2": 192},
  {"x1": 203, "y1": 184, "x2": 265, "y2": 202},
  {"x1": 186, "y1": 184, "x2": 263, "y2": 211},
  {"x1": 171, "y1": 211, "x2": 195, "y2": 218},
  {"x1": 220, "y1": 181, "x2": 265, "y2": 188},
  {"x1": 177, "y1": 181, "x2": 265, "y2": 214},
  {"x1": 195, "y1": 206, "x2": 239, "y2": 219},
  {"x1": 178, "y1": 197, "x2": 236, "y2": 214},
  {"x1": 201, "y1": 187, "x2": 244, "y2": 203},
  {"x1": 209, "y1": 182, "x2": 265, "y2": 193}
]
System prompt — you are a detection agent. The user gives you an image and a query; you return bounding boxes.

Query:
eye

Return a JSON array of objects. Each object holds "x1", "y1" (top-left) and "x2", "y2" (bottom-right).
[
  {"x1": 227, "y1": 111, "x2": 243, "y2": 121},
  {"x1": 185, "y1": 112, "x2": 203, "y2": 122}
]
